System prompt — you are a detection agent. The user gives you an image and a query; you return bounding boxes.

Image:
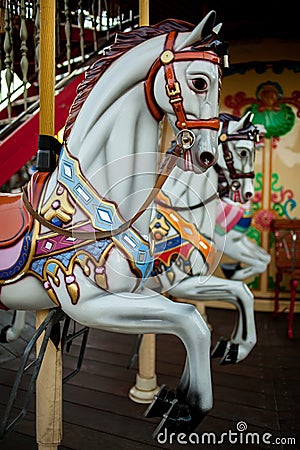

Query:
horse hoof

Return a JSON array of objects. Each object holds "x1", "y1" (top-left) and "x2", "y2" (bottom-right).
[
  {"x1": 152, "y1": 401, "x2": 192, "y2": 440},
  {"x1": 220, "y1": 343, "x2": 239, "y2": 365},
  {"x1": 0, "y1": 325, "x2": 11, "y2": 343},
  {"x1": 221, "y1": 262, "x2": 242, "y2": 279},
  {"x1": 144, "y1": 384, "x2": 177, "y2": 418},
  {"x1": 211, "y1": 337, "x2": 228, "y2": 358}
]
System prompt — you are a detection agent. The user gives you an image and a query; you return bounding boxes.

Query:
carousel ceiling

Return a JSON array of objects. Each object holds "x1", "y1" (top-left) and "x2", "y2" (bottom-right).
[{"x1": 122, "y1": 0, "x2": 300, "y2": 42}]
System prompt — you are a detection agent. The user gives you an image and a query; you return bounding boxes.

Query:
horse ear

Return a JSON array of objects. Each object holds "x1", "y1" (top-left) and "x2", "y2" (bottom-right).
[
  {"x1": 213, "y1": 23, "x2": 223, "y2": 35},
  {"x1": 229, "y1": 112, "x2": 251, "y2": 134},
  {"x1": 176, "y1": 10, "x2": 216, "y2": 50},
  {"x1": 243, "y1": 111, "x2": 253, "y2": 124},
  {"x1": 242, "y1": 111, "x2": 266, "y2": 137}
]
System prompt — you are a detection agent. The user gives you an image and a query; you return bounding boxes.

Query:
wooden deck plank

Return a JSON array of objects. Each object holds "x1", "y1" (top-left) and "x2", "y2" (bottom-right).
[{"x1": 0, "y1": 308, "x2": 299, "y2": 449}]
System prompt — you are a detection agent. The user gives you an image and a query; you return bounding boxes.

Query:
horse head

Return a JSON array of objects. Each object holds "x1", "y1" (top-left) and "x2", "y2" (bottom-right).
[
  {"x1": 145, "y1": 10, "x2": 229, "y2": 174},
  {"x1": 217, "y1": 112, "x2": 266, "y2": 203}
]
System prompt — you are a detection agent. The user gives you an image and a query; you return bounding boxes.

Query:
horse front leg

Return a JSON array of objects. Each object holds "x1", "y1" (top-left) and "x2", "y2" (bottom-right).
[
  {"x1": 167, "y1": 275, "x2": 257, "y2": 365},
  {"x1": 211, "y1": 280, "x2": 257, "y2": 364},
  {"x1": 230, "y1": 236, "x2": 271, "y2": 280},
  {"x1": 57, "y1": 268, "x2": 212, "y2": 437}
]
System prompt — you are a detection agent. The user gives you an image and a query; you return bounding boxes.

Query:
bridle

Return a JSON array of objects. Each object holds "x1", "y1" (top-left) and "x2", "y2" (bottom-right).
[
  {"x1": 145, "y1": 30, "x2": 222, "y2": 131},
  {"x1": 23, "y1": 31, "x2": 228, "y2": 241},
  {"x1": 215, "y1": 117, "x2": 258, "y2": 185},
  {"x1": 156, "y1": 118, "x2": 259, "y2": 212}
]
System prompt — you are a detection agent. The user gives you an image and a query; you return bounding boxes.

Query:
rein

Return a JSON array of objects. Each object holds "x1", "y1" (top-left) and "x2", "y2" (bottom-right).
[
  {"x1": 154, "y1": 183, "x2": 230, "y2": 212},
  {"x1": 22, "y1": 142, "x2": 184, "y2": 240}
]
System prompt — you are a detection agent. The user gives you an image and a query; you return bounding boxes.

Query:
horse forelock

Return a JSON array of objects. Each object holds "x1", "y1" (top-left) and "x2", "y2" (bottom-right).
[
  {"x1": 63, "y1": 19, "x2": 194, "y2": 142},
  {"x1": 219, "y1": 113, "x2": 239, "y2": 123}
]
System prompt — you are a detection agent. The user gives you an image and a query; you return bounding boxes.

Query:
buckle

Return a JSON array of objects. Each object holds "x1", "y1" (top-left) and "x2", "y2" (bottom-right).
[{"x1": 166, "y1": 82, "x2": 181, "y2": 97}]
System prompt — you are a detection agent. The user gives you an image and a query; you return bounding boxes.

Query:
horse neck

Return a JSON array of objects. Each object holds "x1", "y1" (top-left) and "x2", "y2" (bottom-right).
[
  {"x1": 45, "y1": 98, "x2": 161, "y2": 241},
  {"x1": 163, "y1": 166, "x2": 219, "y2": 241}
]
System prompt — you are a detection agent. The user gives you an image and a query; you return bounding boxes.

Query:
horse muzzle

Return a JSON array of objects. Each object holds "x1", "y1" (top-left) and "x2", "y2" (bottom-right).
[{"x1": 176, "y1": 129, "x2": 218, "y2": 171}]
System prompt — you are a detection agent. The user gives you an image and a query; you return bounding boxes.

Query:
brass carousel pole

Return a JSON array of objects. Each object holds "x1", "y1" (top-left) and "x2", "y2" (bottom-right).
[
  {"x1": 129, "y1": 0, "x2": 160, "y2": 404},
  {"x1": 36, "y1": 1, "x2": 62, "y2": 449}
]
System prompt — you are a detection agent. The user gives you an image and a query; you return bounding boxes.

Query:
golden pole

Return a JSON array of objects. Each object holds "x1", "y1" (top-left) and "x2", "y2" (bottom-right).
[
  {"x1": 129, "y1": 0, "x2": 160, "y2": 404},
  {"x1": 259, "y1": 137, "x2": 272, "y2": 295},
  {"x1": 139, "y1": 0, "x2": 149, "y2": 26},
  {"x1": 36, "y1": 1, "x2": 62, "y2": 449}
]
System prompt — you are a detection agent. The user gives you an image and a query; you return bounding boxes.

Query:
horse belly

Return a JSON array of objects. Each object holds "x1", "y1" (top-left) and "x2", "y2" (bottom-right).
[
  {"x1": 104, "y1": 247, "x2": 140, "y2": 293},
  {"x1": 1, "y1": 275, "x2": 53, "y2": 310}
]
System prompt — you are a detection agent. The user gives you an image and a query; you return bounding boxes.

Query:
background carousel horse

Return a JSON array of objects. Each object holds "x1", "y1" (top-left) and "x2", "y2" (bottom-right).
[
  {"x1": 0, "y1": 12, "x2": 229, "y2": 437},
  {"x1": 146, "y1": 112, "x2": 265, "y2": 366},
  {"x1": 215, "y1": 198, "x2": 271, "y2": 281}
]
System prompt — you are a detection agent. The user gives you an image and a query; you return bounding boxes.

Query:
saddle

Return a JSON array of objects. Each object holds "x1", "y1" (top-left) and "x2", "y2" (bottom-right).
[
  {"x1": 0, "y1": 172, "x2": 49, "y2": 282},
  {"x1": 0, "y1": 172, "x2": 48, "y2": 248}
]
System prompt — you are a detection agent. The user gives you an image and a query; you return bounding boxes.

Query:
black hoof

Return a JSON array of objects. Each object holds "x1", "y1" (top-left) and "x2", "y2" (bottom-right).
[
  {"x1": 220, "y1": 343, "x2": 239, "y2": 365},
  {"x1": 153, "y1": 401, "x2": 193, "y2": 440},
  {"x1": 211, "y1": 337, "x2": 228, "y2": 358},
  {"x1": 144, "y1": 384, "x2": 177, "y2": 418},
  {"x1": 0, "y1": 325, "x2": 11, "y2": 343},
  {"x1": 221, "y1": 262, "x2": 242, "y2": 279}
]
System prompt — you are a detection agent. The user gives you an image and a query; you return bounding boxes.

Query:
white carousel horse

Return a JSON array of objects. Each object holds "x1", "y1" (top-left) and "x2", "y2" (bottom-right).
[
  {"x1": 146, "y1": 112, "x2": 265, "y2": 367},
  {"x1": 215, "y1": 198, "x2": 271, "y2": 281},
  {"x1": 0, "y1": 12, "x2": 229, "y2": 437}
]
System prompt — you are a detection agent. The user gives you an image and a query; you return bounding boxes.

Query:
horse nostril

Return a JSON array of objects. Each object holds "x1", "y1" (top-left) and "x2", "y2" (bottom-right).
[
  {"x1": 245, "y1": 191, "x2": 253, "y2": 199},
  {"x1": 199, "y1": 151, "x2": 216, "y2": 169}
]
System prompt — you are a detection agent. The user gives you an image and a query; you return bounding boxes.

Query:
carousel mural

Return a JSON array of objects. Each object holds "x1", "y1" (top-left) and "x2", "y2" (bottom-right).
[{"x1": 221, "y1": 69, "x2": 300, "y2": 302}]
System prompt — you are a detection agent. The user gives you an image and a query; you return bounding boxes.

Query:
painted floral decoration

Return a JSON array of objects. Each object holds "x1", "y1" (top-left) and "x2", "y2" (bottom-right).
[{"x1": 253, "y1": 208, "x2": 277, "y2": 231}]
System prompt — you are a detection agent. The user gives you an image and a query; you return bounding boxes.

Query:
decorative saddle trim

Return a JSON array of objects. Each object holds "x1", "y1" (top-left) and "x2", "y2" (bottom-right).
[
  {"x1": 57, "y1": 145, "x2": 153, "y2": 280},
  {"x1": 0, "y1": 194, "x2": 32, "y2": 248},
  {"x1": 153, "y1": 191, "x2": 215, "y2": 272},
  {"x1": 0, "y1": 172, "x2": 49, "y2": 284},
  {"x1": 215, "y1": 199, "x2": 252, "y2": 235}
]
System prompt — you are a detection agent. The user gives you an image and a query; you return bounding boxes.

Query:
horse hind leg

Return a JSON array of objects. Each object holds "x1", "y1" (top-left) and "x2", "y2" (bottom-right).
[{"x1": 0, "y1": 310, "x2": 27, "y2": 343}]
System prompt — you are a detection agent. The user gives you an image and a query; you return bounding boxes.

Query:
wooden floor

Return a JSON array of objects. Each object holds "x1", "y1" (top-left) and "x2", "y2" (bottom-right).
[{"x1": 0, "y1": 306, "x2": 299, "y2": 449}]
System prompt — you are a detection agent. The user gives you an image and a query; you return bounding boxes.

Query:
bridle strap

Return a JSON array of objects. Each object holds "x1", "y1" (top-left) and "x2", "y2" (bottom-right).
[
  {"x1": 22, "y1": 143, "x2": 184, "y2": 240},
  {"x1": 154, "y1": 183, "x2": 230, "y2": 212},
  {"x1": 217, "y1": 120, "x2": 255, "y2": 181},
  {"x1": 145, "y1": 31, "x2": 220, "y2": 130}
]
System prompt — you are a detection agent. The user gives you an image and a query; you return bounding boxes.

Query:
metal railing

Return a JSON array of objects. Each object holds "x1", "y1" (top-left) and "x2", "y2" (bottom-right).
[{"x1": 0, "y1": 0, "x2": 139, "y2": 191}]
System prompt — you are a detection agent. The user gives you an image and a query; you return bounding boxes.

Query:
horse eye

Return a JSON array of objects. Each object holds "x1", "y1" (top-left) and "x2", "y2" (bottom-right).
[
  {"x1": 240, "y1": 150, "x2": 247, "y2": 158},
  {"x1": 191, "y1": 78, "x2": 208, "y2": 92}
]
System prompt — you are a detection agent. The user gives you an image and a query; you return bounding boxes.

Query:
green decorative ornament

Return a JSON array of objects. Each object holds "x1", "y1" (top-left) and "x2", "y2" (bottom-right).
[
  {"x1": 246, "y1": 81, "x2": 295, "y2": 138},
  {"x1": 249, "y1": 103, "x2": 295, "y2": 138}
]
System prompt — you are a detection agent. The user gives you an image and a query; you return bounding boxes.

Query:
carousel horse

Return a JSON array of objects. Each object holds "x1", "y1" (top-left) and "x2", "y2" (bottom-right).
[
  {"x1": 0, "y1": 12, "x2": 229, "y2": 437},
  {"x1": 0, "y1": 199, "x2": 270, "y2": 345},
  {"x1": 146, "y1": 112, "x2": 265, "y2": 368},
  {"x1": 215, "y1": 198, "x2": 271, "y2": 281}
]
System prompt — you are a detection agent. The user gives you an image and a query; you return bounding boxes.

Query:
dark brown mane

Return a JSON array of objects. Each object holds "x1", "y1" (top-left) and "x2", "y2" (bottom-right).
[{"x1": 63, "y1": 19, "x2": 194, "y2": 141}]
